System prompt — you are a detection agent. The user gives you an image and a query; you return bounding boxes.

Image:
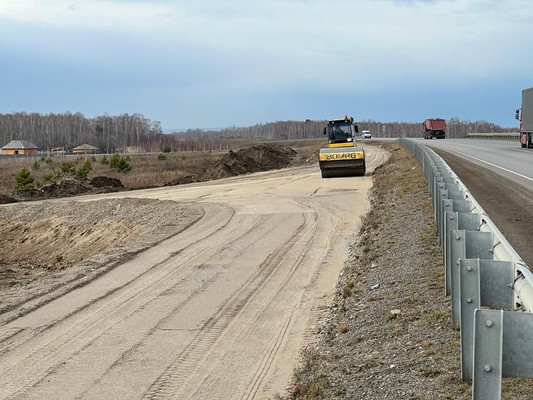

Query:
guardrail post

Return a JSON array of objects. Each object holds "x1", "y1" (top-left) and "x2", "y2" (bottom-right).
[
  {"x1": 473, "y1": 310, "x2": 533, "y2": 399},
  {"x1": 444, "y1": 211, "x2": 458, "y2": 295},
  {"x1": 460, "y1": 260, "x2": 514, "y2": 381},
  {"x1": 437, "y1": 188, "x2": 448, "y2": 244},
  {"x1": 433, "y1": 178, "x2": 444, "y2": 219},
  {"x1": 444, "y1": 206, "x2": 476, "y2": 296},
  {"x1": 450, "y1": 230, "x2": 466, "y2": 326},
  {"x1": 473, "y1": 309, "x2": 503, "y2": 399},
  {"x1": 450, "y1": 230, "x2": 494, "y2": 327},
  {"x1": 439, "y1": 196, "x2": 452, "y2": 243},
  {"x1": 445, "y1": 213, "x2": 481, "y2": 295},
  {"x1": 460, "y1": 259, "x2": 481, "y2": 381}
]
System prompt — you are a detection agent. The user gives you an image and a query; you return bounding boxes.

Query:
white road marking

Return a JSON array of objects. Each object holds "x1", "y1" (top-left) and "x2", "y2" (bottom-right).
[{"x1": 453, "y1": 150, "x2": 533, "y2": 183}]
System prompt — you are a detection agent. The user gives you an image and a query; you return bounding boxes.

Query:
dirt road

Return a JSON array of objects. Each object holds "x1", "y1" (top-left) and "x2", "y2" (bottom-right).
[{"x1": 0, "y1": 147, "x2": 389, "y2": 399}]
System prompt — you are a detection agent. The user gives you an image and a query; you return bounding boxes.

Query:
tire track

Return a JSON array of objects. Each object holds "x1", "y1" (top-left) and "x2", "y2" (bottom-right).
[
  {"x1": 0, "y1": 204, "x2": 233, "y2": 354},
  {"x1": 148, "y1": 195, "x2": 350, "y2": 399},
  {"x1": 143, "y1": 212, "x2": 315, "y2": 399},
  {"x1": 0, "y1": 207, "x2": 271, "y2": 398}
]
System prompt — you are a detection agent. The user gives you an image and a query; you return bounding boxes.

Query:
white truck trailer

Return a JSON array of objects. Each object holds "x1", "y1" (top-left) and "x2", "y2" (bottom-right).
[{"x1": 516, "y1": 87, "x2": 533, "y2": 148}]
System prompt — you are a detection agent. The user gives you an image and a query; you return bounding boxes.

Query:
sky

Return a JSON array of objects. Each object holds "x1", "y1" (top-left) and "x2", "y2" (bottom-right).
[{"x1": 1, "y1": 0, "x2": 532, "y2": 130}]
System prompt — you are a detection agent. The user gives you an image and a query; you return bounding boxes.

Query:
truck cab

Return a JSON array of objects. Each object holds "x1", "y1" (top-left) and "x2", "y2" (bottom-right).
[{"x1": 323, "y1": 116, "x2": 358, "y2": 147}]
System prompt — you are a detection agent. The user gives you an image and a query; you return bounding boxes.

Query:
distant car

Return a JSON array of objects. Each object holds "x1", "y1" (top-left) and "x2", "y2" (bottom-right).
[{"x1": 361, "y1": 130, "x2": 372, "y2": 139}]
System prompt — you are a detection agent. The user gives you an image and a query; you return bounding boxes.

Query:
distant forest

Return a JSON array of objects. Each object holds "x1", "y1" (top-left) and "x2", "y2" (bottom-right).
[{"x1": 0, "y1": 112, "x2": 517, "y2": 154}]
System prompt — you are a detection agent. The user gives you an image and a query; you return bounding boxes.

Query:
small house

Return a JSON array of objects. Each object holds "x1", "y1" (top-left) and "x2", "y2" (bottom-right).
[
  {"x1": 1, "y1": 140, "x2": 39, "y2": 155},
  {"x1": 72, "y1": 144, "x2": 100, "y2": 155}
]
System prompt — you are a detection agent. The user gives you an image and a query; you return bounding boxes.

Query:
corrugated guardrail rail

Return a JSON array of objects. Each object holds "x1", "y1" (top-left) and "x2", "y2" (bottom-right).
[
  {"x1": 466, "y1": 132, "x2": 520, "y2": 139},
  {"x1": 466, "y1": 132, "x2": 520, "y2": 140},
  {"x1": 398, "y1": 138, "x2": 533, "y2": 400}
]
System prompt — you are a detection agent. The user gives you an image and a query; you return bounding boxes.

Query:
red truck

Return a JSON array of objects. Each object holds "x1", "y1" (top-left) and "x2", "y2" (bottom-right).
[
  {"x1": 423, "y1": 118, "x2": 446, "y2": 139},
  {"x1": 516, "y1": 87, "x2": 533, "y2": 148}
]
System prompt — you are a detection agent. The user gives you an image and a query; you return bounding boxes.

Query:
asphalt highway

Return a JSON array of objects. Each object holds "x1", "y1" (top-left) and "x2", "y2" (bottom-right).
[
  {"x1": 420, "y1": 138, "x2": 533, "y2": 190},
  {"x1": 420, "y1": 138, "x2": 533, "y2": 267}
]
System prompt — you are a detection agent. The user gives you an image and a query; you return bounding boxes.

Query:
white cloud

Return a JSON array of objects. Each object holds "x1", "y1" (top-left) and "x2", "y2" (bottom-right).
[{"x1": 0, "y1": 0, "x2": 175, "y2": 30}]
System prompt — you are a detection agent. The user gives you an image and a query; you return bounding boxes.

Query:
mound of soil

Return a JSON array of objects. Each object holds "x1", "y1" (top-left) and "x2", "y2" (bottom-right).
[
  {"x1": 200, "y1": 143, "x2": 298, "y2": 181},
  {"x1": 0, "y1": 195, "x2": 17, "y2": 204},
  {"x1": 12, "y1": 176, "x2": 124, "y2": 201},
  {"x1": 89, "y1": 176, "x2": 124, "y2": 189},
  {"x1": 164, "y1": 175, "x2": 198, "y2": 186}
]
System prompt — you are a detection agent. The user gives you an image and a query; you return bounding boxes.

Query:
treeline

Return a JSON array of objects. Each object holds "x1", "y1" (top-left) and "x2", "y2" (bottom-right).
[
  {"x1": 0, "y1": 112, "x2": 163, "y2": 153},
  {"x1": 355, "y1": 118, "x2": 516, "y2": 139},
  {"x1": 205, "y1": 118, "x2": 515, "y2": 140},
  {"x1": 0, "y1": 111, "x2": 516, "y2": 154}
]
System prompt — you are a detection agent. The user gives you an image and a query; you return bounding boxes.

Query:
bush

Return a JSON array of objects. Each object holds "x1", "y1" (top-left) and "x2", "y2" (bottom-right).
[
  {"x1": 43, "y1": 173, "x2": 54, "y2": 182},
  {"x1": 32, "y1": 161, "x2": 40, "y2": 170},
  {"x1": 162, "y1": 146, "x2": 172, "y2": 153},
  {"x1": 109, "y1": 154, "x2": 131, "y2": 172},
  {"x1": 100, "y1": 155, "x2": 109, "y2": 165},
  {"x1": 157, "y1": 153, "x2": 167, "y2": 161},
  {"x1": 15, "y1": 168, "x2": 35, "y2": 190},
  {"x1": 76, "y1": 160, "x2": 92, "y2": 179},
  {"x1": 116, "y1": 158, "x2": 132, "y2": 172},
  {"x1": 61, "y1": 161, "x2": 76, "y2": 175},
  {"x1": 109, "y1": 154, "x2": 120, "y2": 169}
]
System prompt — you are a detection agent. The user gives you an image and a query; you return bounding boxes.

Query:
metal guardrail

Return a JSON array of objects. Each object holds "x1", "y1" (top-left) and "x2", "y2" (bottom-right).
[
  {"x1": 466, "y1": 132, "x2": 520, "y2": 139},
  {"x1": 398, "y1": 138, "x2": 533, "y2": 400}
]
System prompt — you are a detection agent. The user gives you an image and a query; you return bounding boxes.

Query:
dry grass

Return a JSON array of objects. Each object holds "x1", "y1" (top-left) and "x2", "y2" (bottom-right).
[
  {"x1": 0, "y1": 138, "x2": 326, "y2": 196},
  {"x1": 0, "y1": 152, "x2": 218, "y2": 195}
]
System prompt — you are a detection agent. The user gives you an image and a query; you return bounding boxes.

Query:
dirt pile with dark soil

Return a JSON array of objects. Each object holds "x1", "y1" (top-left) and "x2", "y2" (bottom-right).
[
  {"x1": 0, "y1": 195, "x2": 17, "y2": 204},
  {"x1": 12, "y1": 176, "x2": 124, "y2": 201},
  {"x1": 199, "y1": 143, "x2": 298, "y2": 181},
  {"x1": 163, "y1": 143, "x2": 301, "y2": 186}
]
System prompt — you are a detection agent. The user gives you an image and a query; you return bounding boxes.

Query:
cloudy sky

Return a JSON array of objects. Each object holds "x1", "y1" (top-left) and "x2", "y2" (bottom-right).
[{"x1": 1, "y1": 0, "x2": 532, "y2": 130}]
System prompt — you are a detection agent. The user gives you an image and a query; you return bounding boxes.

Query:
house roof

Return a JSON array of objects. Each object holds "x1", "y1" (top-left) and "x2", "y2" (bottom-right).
[
  {"x1": 73, "y1": 144, "x2": 99, "y2": 150},
  {"x1": 1, "y1": 140, "x2": 38, "y2": 150}
]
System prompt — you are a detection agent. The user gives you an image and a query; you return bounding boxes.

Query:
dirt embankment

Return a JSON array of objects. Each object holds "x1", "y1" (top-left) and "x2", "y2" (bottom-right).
[
  {"x1": 166, "y1": 143, "x2": 301, "y2": 185},
  {"x1": 201, "y1": 143, "x2": 299, "y2": 180},
  {"x1": 0, "y1": 198, "x2": 204, "y2": 321}
]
